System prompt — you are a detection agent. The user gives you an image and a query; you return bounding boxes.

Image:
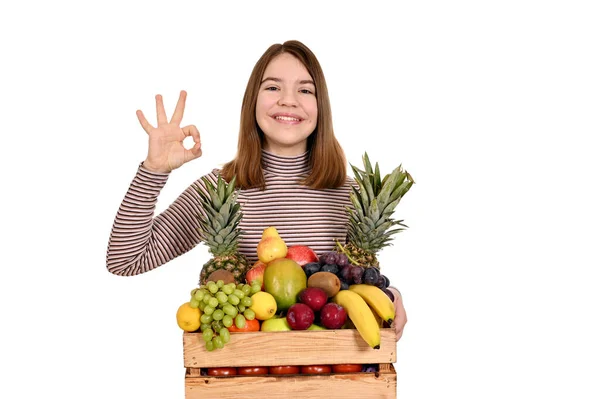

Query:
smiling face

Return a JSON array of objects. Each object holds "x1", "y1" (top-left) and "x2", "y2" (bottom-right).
[{"x1": 255, "y1": 53, "x2": 318, "y2": 156}]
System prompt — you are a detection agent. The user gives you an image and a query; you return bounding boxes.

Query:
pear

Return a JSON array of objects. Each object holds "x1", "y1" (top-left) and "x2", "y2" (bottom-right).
[
  {"x1": 257, "y1": 226, "x2": 288, "y2": 263},
  {"x1": 261, "y1": 226, "x2": 281, "y2": 239}
]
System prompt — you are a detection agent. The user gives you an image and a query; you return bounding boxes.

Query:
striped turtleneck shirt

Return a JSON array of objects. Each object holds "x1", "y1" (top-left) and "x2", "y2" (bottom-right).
[{"x1": 106, "y1": 150, "x2": 356, "y2": 276}]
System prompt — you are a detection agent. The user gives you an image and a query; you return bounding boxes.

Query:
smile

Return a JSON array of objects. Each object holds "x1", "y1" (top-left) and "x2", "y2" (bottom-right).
[
  {"x1": 273, "y1": 115, "x2": 302, "y2": 124},
  {"x1": 275, "y1": 116, "x2": 301, "y2": 121}
]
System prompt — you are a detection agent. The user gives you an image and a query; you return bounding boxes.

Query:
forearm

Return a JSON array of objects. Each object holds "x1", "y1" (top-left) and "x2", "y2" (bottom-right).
[
  {"x1": 387, "y1": 285, "x2": 406, "y2": 341},
  {"x1": 388, "y1": 286, "x2": 402, "y2": 304},
  {"x1": 106, "y1": 164, "x2": 204, "y2": 276}
]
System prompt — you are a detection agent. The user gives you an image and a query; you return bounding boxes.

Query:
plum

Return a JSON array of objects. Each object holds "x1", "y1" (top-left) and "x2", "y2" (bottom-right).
[
  {"x1": 382, "y1": 274, "x2": 390, "y2": 288},
  {"x1": 304, "y1": 262, "x2": 321, "y2": 278},
  {"x1": 286, "y1": 303, "x2": 315, "y2": 330},
  {"x1": 321, "y1": 263, "x2": 339, "y2": 275},
  {"x1": 363, "y1": 267, "x2": 380, "y2": 285},
  {"x1": 319, "y1": 302, "x2": 347, "y2": 329},
  {"x1": 298, "y1": 287, "x2": 328, "y2": 312}
]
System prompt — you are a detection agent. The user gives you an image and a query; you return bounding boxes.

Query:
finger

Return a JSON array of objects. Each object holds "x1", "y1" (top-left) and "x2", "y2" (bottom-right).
[
  {"x1": 182, "y1": 124, "x2": 201, "y2": 141},
  {"x1": 170, "y1": 90, "x2": 187, "y2": 125},
  {"x1": 183, "y1": 125, "x2": 202, "y2": 161},
  {"x1": 184, "y1": 141, "x2": 203, "y2": 163},
  {"x1": 156, "y1": 94, "x2": 168, "y2": 125},
  {"x1": 190, "y1": 142, "x2": 203, "y2": 159},
  {"x1": 136, "y1": 110, "x2": 153, "y2": 134}
]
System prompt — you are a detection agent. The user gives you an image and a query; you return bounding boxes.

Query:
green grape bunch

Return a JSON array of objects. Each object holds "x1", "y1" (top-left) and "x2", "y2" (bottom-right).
[{"x1": 188, "y1": 280, "x2": 261, "y2": 351}]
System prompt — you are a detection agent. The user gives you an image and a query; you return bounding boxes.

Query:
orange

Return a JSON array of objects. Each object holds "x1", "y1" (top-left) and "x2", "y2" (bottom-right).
[{"x1": 227, "y1": 318, "x2": 260, "y2": 332}]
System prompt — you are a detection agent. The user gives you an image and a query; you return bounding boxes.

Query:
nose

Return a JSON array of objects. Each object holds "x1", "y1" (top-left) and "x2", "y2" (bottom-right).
[{"x1": 277, "y1": 88, "x2": 298, "y2": 107}]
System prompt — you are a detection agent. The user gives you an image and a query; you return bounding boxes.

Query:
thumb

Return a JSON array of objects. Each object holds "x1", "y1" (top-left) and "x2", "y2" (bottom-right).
[
  {"x1": 181, "y1": 124, "x2": 202, "y2": 162},
  {"x1": 184, "y1": 142, "x2": 203, "y2": 162}
]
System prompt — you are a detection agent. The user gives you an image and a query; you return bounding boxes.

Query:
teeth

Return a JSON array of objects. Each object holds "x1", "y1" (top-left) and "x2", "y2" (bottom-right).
[{"x1": 275, "y1": 116, "x2": 300, "y2": 121}]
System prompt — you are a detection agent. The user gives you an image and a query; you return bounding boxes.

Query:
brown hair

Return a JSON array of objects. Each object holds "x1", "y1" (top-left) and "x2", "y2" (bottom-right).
[{"x1": 220, "y1": 40, "x2": 347, "y2": 190}]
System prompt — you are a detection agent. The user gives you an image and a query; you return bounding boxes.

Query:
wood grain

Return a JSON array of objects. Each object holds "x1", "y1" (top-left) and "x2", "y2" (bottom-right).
[
  {"x1": 185, "y1": 364, "x2": 396, "y2": 399},
  {"x1": 183, "y1": 328, "x2": 397, "y2": 368}
]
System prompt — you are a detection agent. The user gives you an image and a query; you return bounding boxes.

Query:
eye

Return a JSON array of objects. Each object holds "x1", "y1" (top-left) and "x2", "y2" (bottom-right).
[
  {"x1": 265, "y1": 86, "x2": 279, "y2": 91},
  {"x1": 300, "y1": 88, "x2": 314, "y2": 94}
]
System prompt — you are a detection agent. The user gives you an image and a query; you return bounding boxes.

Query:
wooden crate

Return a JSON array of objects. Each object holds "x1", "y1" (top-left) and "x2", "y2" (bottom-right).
[{"x1": 183, "y1": 328, "x2": 397, "y2": 398}]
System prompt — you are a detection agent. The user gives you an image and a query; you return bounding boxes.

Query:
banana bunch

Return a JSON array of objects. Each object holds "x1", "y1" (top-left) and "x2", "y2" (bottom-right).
[
  {"x1": 332, "y1": 284, "x2": 396, "y2": 349},
  {"x1": 349, "y1": 284, "x2": 396, "y2": 325}
]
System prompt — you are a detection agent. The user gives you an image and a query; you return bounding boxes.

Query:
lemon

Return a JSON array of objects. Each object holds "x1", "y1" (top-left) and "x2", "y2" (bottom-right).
[
  {"x1": 250, "y1": 291, "x2": 277, "y2": 320},
  {"x1": 176, "y1": 302, "x2": 202, "y2": 332}
]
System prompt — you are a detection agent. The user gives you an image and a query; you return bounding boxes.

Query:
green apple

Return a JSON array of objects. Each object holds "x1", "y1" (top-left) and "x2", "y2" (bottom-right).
[
  {"x1": 307, "y1": 324, "x2": 326, "y2": 331},
  {"x1": 261, "y1": 317, "x2": 292, "y2": 332}
]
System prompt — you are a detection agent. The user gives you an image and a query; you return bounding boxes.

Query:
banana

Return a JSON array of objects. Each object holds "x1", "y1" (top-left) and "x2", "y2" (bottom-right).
[
  {"x1": 332, "y1": 290, "x2": 381, "y2": 349},
  {"x1": 370, "y1": 305, "x2": 384, "y2": 327},
  {"x1": 349, "y1": 284, "x2": 395, "y2": 325}
]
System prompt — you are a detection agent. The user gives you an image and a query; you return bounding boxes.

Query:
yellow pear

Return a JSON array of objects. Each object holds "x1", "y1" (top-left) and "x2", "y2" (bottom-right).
[
  {"x1": 261, "y1": 226, "x2": 281, "y2": 239},
  {"x1": 257, "y1": 227, "x2": 287, "y2": 263}
]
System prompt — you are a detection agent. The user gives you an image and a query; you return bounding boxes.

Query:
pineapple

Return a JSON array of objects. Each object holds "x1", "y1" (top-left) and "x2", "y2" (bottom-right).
[
  {"x1": 338, "y1": 153, "x2": 414, "y2": 268},
  {"x1": 195, "y1": 175, "x2": 250, "y2": 285}
]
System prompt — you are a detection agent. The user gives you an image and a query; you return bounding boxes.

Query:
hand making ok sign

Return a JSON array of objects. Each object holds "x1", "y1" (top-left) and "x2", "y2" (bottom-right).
[{"x1": 136, "y1": 90, "x2": 202, "y2": 173}]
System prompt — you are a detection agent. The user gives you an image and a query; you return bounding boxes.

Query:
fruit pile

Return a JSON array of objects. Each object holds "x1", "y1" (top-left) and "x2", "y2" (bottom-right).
[
  {"x1": 303, "y1": 250, "x2": 395, "y2": 302},
  {"x1": 177, "y1": 153, "x2": 414, "y2": 355},
  {"x1": 177, "y1": 226, "x2": 396, "y2": 351}
]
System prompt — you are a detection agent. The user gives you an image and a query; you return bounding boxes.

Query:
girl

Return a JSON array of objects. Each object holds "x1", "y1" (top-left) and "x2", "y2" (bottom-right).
[{"x1": 106, "y1": 40, "x2": 406, "y2": 340}]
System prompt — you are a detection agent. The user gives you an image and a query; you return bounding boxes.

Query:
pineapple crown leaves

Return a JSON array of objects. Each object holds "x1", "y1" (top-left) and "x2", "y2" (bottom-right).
[
  {"x1": 194, "y1": 175, "x2": 244, "y2": 256},
  {"x1": 347, "y1": 152, "x2": 414, "y2": 249}
]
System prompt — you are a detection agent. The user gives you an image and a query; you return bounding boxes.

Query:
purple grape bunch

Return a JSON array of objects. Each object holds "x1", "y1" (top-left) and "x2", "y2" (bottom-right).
[{"x1": 304, "y1": 251, "x2": 392, "y2": 296}]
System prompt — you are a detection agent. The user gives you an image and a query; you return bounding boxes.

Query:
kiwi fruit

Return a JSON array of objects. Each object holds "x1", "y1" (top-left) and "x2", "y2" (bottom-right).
[
  {"x1": 307, "y1": 272, "x2": 341, "y2": 297},
  {"x1": 206, "y1": 270, "x2": 236, "y2": 285}
]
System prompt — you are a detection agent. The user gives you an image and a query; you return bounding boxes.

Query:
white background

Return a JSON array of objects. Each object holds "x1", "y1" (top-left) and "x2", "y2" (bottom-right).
[{"x1": 1, "y1": 1, "x2": 599, "y2": 398}]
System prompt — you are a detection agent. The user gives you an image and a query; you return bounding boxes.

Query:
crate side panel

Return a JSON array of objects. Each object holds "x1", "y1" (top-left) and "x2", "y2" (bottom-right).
[
  {"x1": 185, "y1": 370, "x2": 396, "y2": 399},
  {"x1": 183, "y1": 329, "x2": 396, "y2": 368}
]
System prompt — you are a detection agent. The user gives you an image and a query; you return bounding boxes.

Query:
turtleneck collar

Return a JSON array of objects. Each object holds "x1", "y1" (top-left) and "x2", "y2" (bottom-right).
[{"x1": 261, "y1": 149, "x2": 311, "y2": 177}]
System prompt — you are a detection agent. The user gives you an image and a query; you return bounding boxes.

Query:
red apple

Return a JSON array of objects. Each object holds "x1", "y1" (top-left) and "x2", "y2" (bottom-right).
[
  {"x1": 298, "y1": 287, "x2": 328, "y2": 312},
  {"x1": 286, "y1": 303, "x2": 315, "y2": 330},
  {"x1": 285, "y1": 245, "x2": 319, "y2": 267},
  {"x1": 245, "y1": 261, "x2": 267, "y2": 290},
  {"x1": 319, "y1": 303, "x2": 347, "y2": 329}
]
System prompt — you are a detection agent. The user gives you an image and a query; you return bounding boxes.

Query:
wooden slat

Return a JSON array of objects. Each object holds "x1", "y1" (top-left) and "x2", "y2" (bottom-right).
[
  {"x1": 183, "y1": 328, "x2": 396, "y2": 368},
  {"x1": 186, "y1": 368, "x2": 201, "y2": 377},
  {"x1": 185, "y1": 365, "x2": 396, "y2": 399},
  {"x1": 380, "y1": 363, "x2": 392, "y2": 372}
]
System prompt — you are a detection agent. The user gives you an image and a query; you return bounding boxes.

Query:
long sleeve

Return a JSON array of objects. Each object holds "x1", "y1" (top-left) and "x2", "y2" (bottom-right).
[
  {"x1": 106, "y1": 164, "x2": 215, "y2": 276},
  {"x1": 106, "y1": 151, "x2": 356, "y2": 275}
]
